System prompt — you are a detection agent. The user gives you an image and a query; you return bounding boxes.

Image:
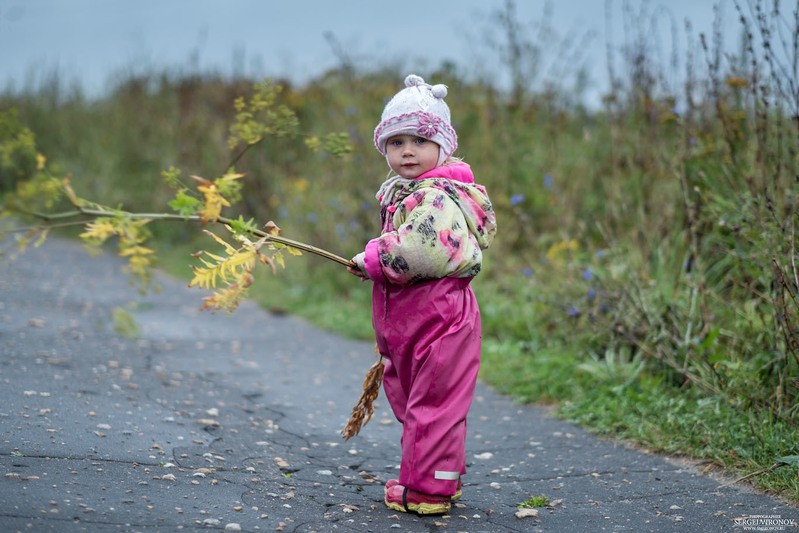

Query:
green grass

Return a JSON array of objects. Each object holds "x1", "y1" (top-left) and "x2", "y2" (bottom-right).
[{"x1": 518, "y1": 494, "x2": 550, "y2": 508}]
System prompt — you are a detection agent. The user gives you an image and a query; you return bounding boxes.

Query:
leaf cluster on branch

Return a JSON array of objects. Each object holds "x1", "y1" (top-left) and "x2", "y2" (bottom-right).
[{"x1": 1, "y1": 80, "x2": 354, "y2": 311}]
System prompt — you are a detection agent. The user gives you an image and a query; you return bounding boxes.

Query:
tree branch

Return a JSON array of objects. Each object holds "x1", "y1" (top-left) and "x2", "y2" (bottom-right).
[{"x1": 17, "y1": 207, "x2": 356, "y2": 268}]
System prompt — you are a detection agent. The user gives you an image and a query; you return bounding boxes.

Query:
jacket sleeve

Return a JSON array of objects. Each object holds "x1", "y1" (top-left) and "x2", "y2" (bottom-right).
[{"x1": 359, "y1": 187, "x2": 484, "y2": 285}]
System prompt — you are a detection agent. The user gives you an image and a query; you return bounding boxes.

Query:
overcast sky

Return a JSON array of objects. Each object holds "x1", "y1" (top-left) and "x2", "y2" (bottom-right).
[{"x1": 0, "y1": 1, "x2": 743, "y2": 105}]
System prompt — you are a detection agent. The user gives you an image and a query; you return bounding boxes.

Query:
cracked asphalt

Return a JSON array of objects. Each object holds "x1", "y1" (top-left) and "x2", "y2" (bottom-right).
[{"x1": 1, "y1": 236, "x2": 797, "y2": 533}]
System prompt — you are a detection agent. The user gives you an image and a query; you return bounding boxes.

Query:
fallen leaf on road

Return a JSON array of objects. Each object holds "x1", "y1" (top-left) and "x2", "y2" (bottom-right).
[
  {"x1": 359, "y1": 471, "x2": 377, "y2": 483},
  {"x1": 515, "y1": 508, "x2": 539, "y2": 519},
  {"x1": 547, "y1": 499, "x2": 564, "y2": 509}
]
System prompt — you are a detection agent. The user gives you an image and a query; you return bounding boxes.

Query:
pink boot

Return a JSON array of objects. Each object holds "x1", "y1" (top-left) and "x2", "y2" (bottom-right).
[
  {"x1": 384, "y1": 483, "x2": 451, "y2": 515},
  {"x1": 385, "y1": 478, "x2": 462, "y2": 501}
]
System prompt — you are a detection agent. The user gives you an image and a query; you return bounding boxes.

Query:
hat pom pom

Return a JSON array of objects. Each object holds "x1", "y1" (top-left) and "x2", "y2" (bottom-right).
[
  {"x1": 431, "y1": 84, "x2": 448, "y2": 99},
  {"x1": 404, "y1": 74, "x2": 425, "y2": 87}
]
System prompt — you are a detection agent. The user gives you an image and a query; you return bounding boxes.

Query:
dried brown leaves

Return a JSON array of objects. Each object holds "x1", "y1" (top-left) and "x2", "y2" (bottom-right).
[{"x1": 341, "y1": 351, "x2": 384, "y2": 440}]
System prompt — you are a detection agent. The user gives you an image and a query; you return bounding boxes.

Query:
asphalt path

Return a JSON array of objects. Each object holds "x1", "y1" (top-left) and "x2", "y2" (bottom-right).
[{"x1": 1, "y1": 236, "x2": 797, "y2": 532}]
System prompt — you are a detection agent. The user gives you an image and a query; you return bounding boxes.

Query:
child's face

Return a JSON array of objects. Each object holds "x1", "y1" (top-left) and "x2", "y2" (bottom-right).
[{"x1": 385, "y1": 134, "x2": 440, "y2": 179}]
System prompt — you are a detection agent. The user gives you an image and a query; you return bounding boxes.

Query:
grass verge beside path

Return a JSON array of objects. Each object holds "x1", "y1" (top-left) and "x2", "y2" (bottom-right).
[{"x1": 481, "y1": 341, "x2": 799, "y2": 504}]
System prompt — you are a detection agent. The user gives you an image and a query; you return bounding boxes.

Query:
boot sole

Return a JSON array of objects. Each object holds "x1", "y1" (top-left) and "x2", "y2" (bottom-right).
[{"x1": 384, "y1": 498, "x2": 451, "y2": 515}]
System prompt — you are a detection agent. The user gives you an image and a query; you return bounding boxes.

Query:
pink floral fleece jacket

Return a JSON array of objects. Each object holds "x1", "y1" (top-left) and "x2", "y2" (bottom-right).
[{"x1": 354, "y1": 162, "x2": 497, "y2": 285}]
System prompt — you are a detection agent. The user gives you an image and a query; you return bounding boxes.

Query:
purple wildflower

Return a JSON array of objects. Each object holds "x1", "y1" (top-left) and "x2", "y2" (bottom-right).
[
  {"x1": 510, "y1": 194, "x2": 525, "y2": 206},
  {"x1": 543, "y1": 174, "x2": 554, "y2": 189}
]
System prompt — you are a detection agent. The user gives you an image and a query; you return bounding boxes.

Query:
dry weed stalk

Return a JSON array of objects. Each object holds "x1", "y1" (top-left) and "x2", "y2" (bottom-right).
[{"x1": 341, "y1": 348, "x2": 384, "y2": 440}]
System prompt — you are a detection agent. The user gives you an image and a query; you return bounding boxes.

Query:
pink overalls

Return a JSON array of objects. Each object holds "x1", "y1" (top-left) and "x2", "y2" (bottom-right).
[{"x1": 373, "y1": 276, "x2": 481, "y2": 496}]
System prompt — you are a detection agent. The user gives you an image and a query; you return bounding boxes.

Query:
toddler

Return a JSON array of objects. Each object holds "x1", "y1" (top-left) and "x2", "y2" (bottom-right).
[{"x1": 350, "y1": 74, "x2": 497, "y2": 515}]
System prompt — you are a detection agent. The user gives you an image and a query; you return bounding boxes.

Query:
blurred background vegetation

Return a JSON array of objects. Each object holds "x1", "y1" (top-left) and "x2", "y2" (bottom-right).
[{"x1": 1, "y1": 0, "x2": 798, "y2": 501}]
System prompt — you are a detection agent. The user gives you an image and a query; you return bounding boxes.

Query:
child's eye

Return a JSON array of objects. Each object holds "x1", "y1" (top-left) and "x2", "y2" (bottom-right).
[
  {"x1": 414, "y1": 137, "x2": 426, "y2": 144},
  {"x1": 389, "y1": 139, "x2": 403, "y2": 146}
]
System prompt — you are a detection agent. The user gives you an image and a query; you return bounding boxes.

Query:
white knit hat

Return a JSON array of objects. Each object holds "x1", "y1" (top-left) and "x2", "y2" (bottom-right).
[{"x1": 374, "y1": 74, "x2": 458, "y2": 166}]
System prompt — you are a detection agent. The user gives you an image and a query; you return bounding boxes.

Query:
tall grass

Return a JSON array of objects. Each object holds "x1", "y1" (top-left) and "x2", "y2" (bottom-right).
[{"x1": 2, "y1": 0, "x2": 798, "y2": 500}]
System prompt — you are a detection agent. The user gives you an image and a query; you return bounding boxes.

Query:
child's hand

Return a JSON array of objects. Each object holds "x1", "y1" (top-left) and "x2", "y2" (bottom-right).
[
  {"x1": 348, "y1": 265, "x2": 368, "y2": 280},
  {"x1": 349, "y1": 253, "x2": 369, "y2": 280}
]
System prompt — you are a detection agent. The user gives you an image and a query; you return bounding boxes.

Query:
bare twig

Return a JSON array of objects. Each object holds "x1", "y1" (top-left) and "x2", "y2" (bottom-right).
[{"x1": 717, "y1": 461, "x2": 789, "y2": 489}]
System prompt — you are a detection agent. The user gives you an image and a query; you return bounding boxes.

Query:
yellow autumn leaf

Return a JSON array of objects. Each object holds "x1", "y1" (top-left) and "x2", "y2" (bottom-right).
[
  {"x1": 189, "y1": 263, "x2": 219, "y2": 289},
  {"x1": 218, "y1": 251, "x2": 255, "y2": 277},
  {"x1": 197, "y1": 252, "x2": 225, "y2": 268},
  {"x1": 81, "y1": 219, "x2": 117, "y2": 242},
  {"x1": 219, "y1": 171, "x2": 245, "y2": 183},
  {"x1": 202, "y1": 229, "x2": 237, "y2": 254},
  {"x1": 200, "y1": 284, "x2": 247, "y2": 313},
  {"x1": 197, "y1": 183, "x2": 230, "y2": 224},
  {"x1": 118, "y1": 245, "x2": 155, "y2": 257},
  {"x1": 189, "y1": 249, "x2": 256, "y2": 290},
  {"x1": 126, "y1": 254, "x2": 153, "y2": 275}
]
